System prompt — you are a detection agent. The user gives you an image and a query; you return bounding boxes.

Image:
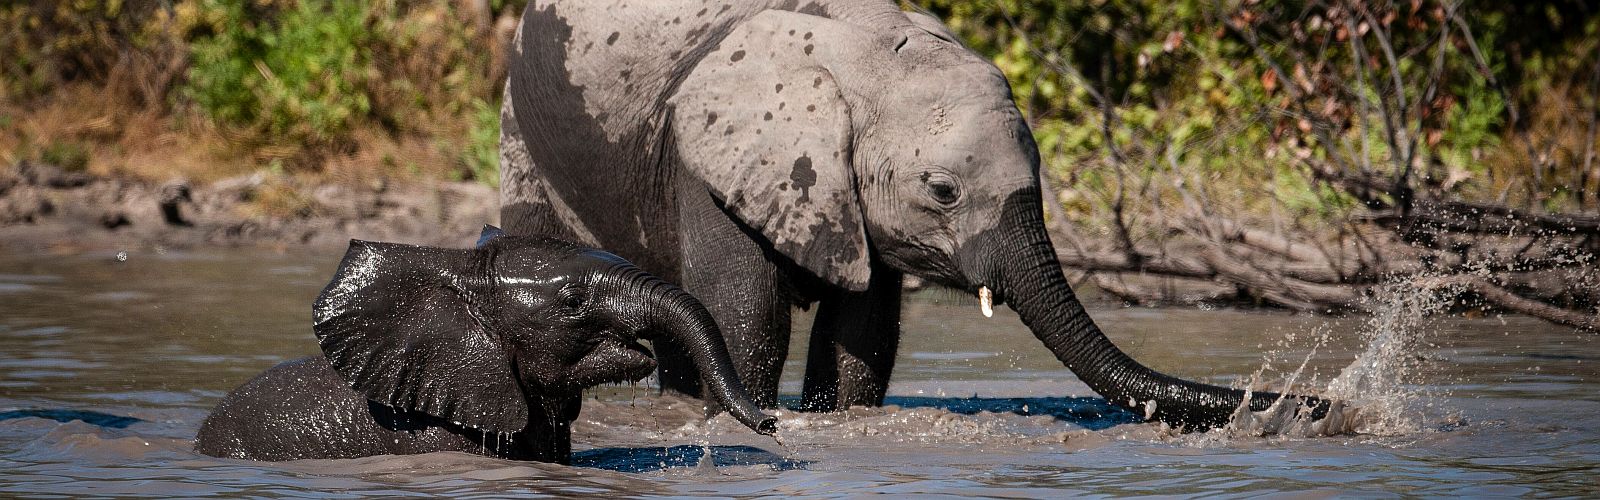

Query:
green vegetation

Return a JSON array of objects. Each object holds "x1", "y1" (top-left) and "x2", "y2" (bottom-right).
[
  {"x1": 460, "y1": 98, "x2": 504, "y2": 187},
  {"x1": 184, "y1": 0, "x2": 377, "y2": 146},
  {"x1": 918, "y1": 0, "x2": 1598, "y2": 237},
  {"x1": 1, "y1": 0, "x2": 1594, "y2": 228},
  {"x1": 1, "y1": 0, "x2": 528, "y2": 182}
]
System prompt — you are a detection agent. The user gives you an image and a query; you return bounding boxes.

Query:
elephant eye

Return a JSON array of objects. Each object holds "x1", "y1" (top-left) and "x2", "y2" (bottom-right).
[
  {"x1": 558, "y1": 286, "x2": 589, "y2": 312},
  {"x1": 926, "y1": 178, "x2": 961, "y2": 206}
]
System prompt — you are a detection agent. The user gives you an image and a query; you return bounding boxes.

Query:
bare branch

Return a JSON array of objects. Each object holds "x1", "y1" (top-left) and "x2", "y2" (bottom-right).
[{"x1": 1418, "y1": 275, "x2": 1598, "y2": 331}]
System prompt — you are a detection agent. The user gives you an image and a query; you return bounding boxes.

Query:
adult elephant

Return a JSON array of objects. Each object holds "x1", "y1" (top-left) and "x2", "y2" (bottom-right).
[{"x1": 500, "y1": 0, "x2": 1325, "y2": 429}]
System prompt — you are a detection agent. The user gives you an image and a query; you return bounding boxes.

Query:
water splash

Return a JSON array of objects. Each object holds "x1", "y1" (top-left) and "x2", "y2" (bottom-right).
[
  {"x1": 1220, "y1": 274, "x2": 1465, "y2": 438},
  {"x1": 1321, "y1": 275, "x2": 1462, "y2": 435}
]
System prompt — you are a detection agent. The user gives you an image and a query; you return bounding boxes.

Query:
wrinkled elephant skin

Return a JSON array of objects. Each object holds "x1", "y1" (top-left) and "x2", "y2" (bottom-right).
[
  {"x1": 195, "y1": 227, "x2": 774, "y2": 463},
  {"x1": 499, "y1": 0, "x2": 1327, "y2": 429}
]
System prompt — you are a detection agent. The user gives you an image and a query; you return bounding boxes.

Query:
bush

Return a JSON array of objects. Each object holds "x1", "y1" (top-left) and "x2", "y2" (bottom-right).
[
  {"x1": 460, "y1": 98, "x2": 502, "y2": 187},
  {"x1": 177, "y1": 0, "x2": 512, "y2": 179},
  {"x1": 184, "y1": 0, "x2": 376, "y2": 149},
  {"x1": 0, "y1": 0, "x2": 184, "y2": 106},
  {"x1": 916, "y1": 0, "x2": 1600, "y2": 228}
]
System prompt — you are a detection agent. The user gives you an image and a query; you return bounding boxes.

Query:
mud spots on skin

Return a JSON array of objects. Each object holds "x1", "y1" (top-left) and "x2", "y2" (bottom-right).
[{"x1": 790, "y1": 155, "x2": 817, "y2": 202}]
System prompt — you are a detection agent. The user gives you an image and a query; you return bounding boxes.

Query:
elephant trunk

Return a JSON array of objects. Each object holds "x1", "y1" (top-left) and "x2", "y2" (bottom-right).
[
  {"x1": 980, "y1": 191, "x2": 1326, "y2": 430},
  {"x1": 631, "y1": 272, "x2": 779, "y2": 435}
]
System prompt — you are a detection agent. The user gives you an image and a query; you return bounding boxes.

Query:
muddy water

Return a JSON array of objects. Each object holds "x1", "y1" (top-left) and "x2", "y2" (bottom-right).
[{"x1": 1, "y1": 248, "x2": 1595, "y2": 497}]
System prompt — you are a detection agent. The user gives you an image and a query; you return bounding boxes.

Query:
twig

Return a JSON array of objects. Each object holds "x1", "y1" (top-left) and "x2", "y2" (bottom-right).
[
  {"x1": 1354, "y1": 7, "x2": 1413, "y2": 192},
  {"x1": 1418, "y1": 275, "x2": 1598, "y2": 331},
  {"x1": 1360, "y1": 200, "x2": 1600, "y2": 236},
  {"x1": 1581, "y1": 49, "x2": 1600, "y2": 210}
]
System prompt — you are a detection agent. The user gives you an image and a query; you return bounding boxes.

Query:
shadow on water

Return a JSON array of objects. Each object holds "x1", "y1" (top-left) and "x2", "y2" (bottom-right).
[
  {"x1": 0, "y1": 409, "x2": 143, "y2": 429},
  {"x1": 881, "y1": 396, "x2": 1142, "y2": 430},
  {"x1": 572, "y1": 444, "x2": 809, "y2": 473}
]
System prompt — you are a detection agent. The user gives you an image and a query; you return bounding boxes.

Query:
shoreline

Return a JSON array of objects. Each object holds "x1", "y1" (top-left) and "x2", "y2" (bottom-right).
[
  {"x1": 0, "y1": 162, "x2": 1137, "y2": 307},
  {"x1": 5, "y1": 162, "x2": 1593, "y2": 326},
  {"x1": 0, "y1": 162, "x2": 498, "y2": 255}
]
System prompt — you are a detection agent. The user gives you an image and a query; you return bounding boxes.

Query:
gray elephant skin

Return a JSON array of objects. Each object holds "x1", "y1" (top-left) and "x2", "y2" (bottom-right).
[
  {"x1": 195, "y1": 228, "x2": 775, "y2": 463},
  {"x1": 499, "y1": 0, "x2": 1325, "y2": 429}
]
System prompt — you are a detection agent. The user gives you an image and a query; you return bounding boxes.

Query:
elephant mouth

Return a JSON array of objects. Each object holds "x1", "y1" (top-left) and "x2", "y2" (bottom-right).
[
  {"x1": 618, "y1": 337, "x2": 655, "y2": 360},
  {"x1": 569, "y1": 338, "x2": 658, "y2": 389},
  {"x1": 594, "y1": 331, "x2": 656, "y2": 359}
]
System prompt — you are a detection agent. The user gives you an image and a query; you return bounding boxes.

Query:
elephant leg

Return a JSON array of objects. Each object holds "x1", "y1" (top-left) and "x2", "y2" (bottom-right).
[
  {"x1": 497, "y1": 85, "x2": 600, "y2": 246},
  {"x1": 800, "y1": 265, "x2": 903, "y2": 411},
  {"x1": 670, "y1": 181, "x2": 791, "y2": 408}
]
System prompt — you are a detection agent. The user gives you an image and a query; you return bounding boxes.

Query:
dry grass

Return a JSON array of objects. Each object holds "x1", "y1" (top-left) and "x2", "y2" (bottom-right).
[
  {"x1": 1479, "y1": 85, "x2": 1600, "y2": 212},
  {"x1": 2, "y1": 84, "x2": 236, "y2": 182},
  {"x1": 2, "y1": 82, "x2": 471, "y2": 191}
]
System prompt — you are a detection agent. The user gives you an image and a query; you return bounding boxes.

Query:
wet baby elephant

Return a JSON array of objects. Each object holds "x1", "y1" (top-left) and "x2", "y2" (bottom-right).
[{"x1": 195, "y1": 227, "x2": 775, "y2": 463}]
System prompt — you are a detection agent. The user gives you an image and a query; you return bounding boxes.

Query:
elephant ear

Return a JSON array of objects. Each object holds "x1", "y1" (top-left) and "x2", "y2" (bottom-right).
[
  {"x1": 477, "y1": 224, "x2": 506, "y2": 248},
  {"x1": 313, "y1": 240, "x2": 528, "y2": 434},
  {"x1": 669, "y1": 10, "x2": 872, "y2": 291},
  {"x1": 903, "y1": 10, "x2": 963, "y2": 45}
]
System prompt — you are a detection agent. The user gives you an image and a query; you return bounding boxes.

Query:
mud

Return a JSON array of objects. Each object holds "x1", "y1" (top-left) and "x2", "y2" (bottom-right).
[{"x1": 0, "y1": 162, "x2": 498, "y2": 254}]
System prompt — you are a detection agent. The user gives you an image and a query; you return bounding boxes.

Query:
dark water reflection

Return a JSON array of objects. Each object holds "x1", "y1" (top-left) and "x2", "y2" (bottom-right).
[
  {"x1": 574, "y1": 445, "x2": 809, "y2": 473},
  {"x1": 869, "y1": 396, "x2": 1139, "y2": 430},
  {"x1": 1, "y1": 248, "x2": 1597, "y2": 497},
  {"x1": 0, "y1": 409, "x2": 144, "y2": 428}
]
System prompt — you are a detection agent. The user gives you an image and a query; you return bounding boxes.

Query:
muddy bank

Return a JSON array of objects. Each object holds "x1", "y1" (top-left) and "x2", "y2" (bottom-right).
[{"x1": 0, "y1": 162, "x2": 498, "y2": 254}]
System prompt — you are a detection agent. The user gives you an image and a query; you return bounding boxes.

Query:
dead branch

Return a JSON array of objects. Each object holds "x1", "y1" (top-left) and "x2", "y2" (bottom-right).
[
  {"x1": 1362, "y1": 200, "x2": 1600, "y2": 237},
  {"x1": 1418, "y1": 275, "x2": 1599, "y2": 331},
  {"x1": 1183, "y1": 215, "x2": 1328, "y2": 264},
  {"x1": 1028, "y1": 3, "x2": 1600, "y2": 331}
]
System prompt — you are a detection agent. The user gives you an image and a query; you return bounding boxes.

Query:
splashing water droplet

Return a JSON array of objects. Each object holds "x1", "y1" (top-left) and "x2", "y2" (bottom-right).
[
  {"x1": 1323, "y1": 275, "x2": 1461, "y2": 435},
  {"x1": 1217, "y1": 274, "x2": 1463, "y2": 438}
]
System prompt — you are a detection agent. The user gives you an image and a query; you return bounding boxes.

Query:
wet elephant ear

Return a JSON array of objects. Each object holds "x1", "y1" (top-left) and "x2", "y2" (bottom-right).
[
  {"x1": 669, "y1": 10, "x2": 872, "y2": 292},
  {"x1": 476, "y1": 224, "x2": 507, "y2": 247},
  {"x1": 313, "y1": 240, "x2": 528, "y2": 434}
]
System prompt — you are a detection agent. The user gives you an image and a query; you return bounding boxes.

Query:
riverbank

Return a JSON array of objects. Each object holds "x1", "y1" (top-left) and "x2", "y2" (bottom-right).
[
  {"x1": 0, "y1": 162, "x2": 497, "y2": 255},
  {"x1": 3, "y1": 161, "x2": 1595, "y2": 328}
]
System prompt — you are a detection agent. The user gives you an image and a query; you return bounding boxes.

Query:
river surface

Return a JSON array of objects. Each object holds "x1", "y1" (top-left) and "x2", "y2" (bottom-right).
[{"x1": 0, "y1": 248, "x2": 1595, "y2": 497}]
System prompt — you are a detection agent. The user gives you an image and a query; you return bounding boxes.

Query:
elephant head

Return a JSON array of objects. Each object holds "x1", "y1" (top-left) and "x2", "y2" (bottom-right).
[
  {"x1": 669, "y1": 9, "x2": 1324, "y2": 429},
  {"x1": 312, "y1": 226, "x2": 777, "y2": 435}
]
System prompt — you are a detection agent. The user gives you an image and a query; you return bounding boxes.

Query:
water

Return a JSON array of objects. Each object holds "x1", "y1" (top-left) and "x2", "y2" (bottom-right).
[{"x1": 1, "y1": 248, "x2": 1596, "y2": 496}]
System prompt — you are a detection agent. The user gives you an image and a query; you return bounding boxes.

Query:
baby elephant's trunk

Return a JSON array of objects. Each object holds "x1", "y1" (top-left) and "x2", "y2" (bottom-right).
[{"x1": 633, "y1": 273, "x2": 778, "y2": 435}]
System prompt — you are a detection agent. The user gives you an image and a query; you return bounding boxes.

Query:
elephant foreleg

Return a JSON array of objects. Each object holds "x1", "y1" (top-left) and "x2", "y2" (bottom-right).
[
  {"x1": 671, "y1": 182, "x2": 792, "y2": 408},
  {"x1": 799, "y1": 264, "x2": 903, "y2": 411}
]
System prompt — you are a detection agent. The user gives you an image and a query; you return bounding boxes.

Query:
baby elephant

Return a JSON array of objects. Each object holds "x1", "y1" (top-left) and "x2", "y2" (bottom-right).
[{"x1": 196, "y1": 227, "x2": 776, "y2": 463}]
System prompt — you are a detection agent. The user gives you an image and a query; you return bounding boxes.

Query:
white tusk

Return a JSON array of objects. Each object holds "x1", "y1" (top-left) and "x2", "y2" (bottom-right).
[{"x1": 979, "y1": 286, "x2": 993, "y2": 318}]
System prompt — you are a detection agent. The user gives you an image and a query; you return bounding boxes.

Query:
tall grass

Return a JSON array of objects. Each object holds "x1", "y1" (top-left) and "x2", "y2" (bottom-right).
[{"x1": 1, "y1": 0, "x2": 528, "y2": 185}]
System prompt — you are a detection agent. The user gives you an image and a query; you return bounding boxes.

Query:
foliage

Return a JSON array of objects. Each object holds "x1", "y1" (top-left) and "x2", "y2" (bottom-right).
[
  {"x1": 2, "y1": 0, "x2": 1594, "y2": 207},
  {"x1": 460, "y1": 98, "x2": 503, "y2": 187},
  {"x1": 184, "y1": 0, "x2": 377, "y2": 147},
  {"x1": 0, "y1": 0, "x2": 188, "y2": 106},
  {"x1": 39, "y1": 140, "x2": 91, "y2": 172},
  {"x1": 1, "y1": 0, "x2": 522, "y2": 184},
  {"x1": 915, "y1": 0, "x2": 1600, "y2": 235}
]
